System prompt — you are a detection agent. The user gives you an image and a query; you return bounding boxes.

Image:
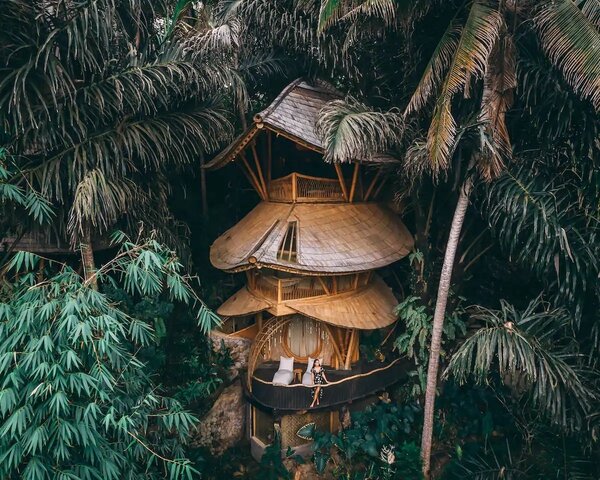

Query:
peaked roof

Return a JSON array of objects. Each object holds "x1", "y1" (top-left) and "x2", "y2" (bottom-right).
[
  {"x1": 218, "y1": 275, "x2": 398, "y2": 330},
  {"x1": 210, "y1": 201, "x2": 414, "y2": 274},
  {"x1": 205, "y1": 78, "x2": 399, "y2": 170}
]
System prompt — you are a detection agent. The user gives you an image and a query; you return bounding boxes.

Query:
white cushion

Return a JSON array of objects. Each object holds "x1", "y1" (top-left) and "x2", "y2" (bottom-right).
[
  {"x1": 279, "y1": 356, "x2": 294, "y2": 371},
  {"x1": 306, "y1": 357, "x2": 315, "y2": 373},
  {"x1": 302, "y1": 372, "x2": 313, "y2": 386},
  {"x1": 273, "y1": 369, "x2": 293, "y2": 385}
]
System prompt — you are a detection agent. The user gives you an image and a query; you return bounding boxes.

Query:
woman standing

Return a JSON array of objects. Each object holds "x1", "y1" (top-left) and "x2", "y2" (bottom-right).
[{"x1": 309, "y1": 359, "x2": 328, "y2": 407}]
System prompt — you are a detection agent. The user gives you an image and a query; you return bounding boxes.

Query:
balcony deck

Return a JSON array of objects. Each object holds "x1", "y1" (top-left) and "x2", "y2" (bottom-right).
[{"x1": 243, "y1": 358, "x2": 408, "y2": 412}]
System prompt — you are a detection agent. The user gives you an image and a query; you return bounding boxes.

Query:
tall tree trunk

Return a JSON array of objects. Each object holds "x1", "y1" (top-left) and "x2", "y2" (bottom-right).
[
  {"x1": 81, "y1": 225, "x2": 98, "y2": 290},
  {"x1": 421, "y1": 177, "x2": 473, "y2": 478},
  {"x1": 199, "y1": 152, "x2": 208, "y2": 219}
]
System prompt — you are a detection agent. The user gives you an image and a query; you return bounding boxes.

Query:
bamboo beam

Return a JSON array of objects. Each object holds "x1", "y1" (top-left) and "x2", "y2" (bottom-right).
[
  {"x1": 317, "y1": 276, "x2": 331, "y2": 295},
  {"x1": 349, "y1": 163, "x2": 360, "y2": 202},
  {"x1": 334, "y1": 164, "x2": 348, "y2": 201},
  {"x1": 373, "y1": 174, "x2": 388, "y2": 199},
  {"x1": 364, "y1": 168, "x2": 382, "y2": 201},
  {"x1": 324, "y1": 324, "x2": 344, "y2": 369},
  {"x1": 251, "y1": 142, "x2": 268, "y2": 199},
  {"x1": 239, "y1": 162, "x2": 264, "y2": 200},
  {"x1": 344, "y1": 329, "x2": 358, "y2": 370},
  {"x1": 240, "y1": 154, "x2": 267, "y2": 200}
]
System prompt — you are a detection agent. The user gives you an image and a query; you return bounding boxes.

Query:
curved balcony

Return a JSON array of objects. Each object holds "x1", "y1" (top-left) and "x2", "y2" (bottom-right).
[
  {"x1": 243, "y1": 358, "x2": 407, "y2": 412},
  {"x1": 268, "y1": 173, "x2": 345, "y2": 203},
  {"x1": 248, "y1": 273, "x2": 371, "y2": 303}
]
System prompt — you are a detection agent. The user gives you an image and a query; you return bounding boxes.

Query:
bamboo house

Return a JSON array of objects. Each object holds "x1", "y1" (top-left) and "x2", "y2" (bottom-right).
[{"x1": 207, "y1": 79, "x2": 414, "y2": 459}]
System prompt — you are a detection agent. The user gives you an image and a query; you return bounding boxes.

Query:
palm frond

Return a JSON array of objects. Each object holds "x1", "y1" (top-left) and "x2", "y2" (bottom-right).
[
  {"x1": 68, "y1": 170, "x2": 141, "y2": 239},
  {"x1": 318, "y1": 0, "x2": 344, "y2": 32},
  {"x1": 478, "y1": 33, "x2": 517, "y2": 181},
  {"x1": 445, "y1": 297, "x2": 598, "y2": 431},
  {"x1": 426, "y1": 0, "x2": 503, "y2": 173},
  {"x1": 316, "y1": 98, "x2": 403, "y2": 163},
  {"x1": 534, "y1": 0, "x2": 600, "y2": 111},
  {"x1": 580, "y1": 0, "x2": 600, "y2": 28},
  {"x1": 481, "y1": 159, "x2": 599, "y2": 320},
  {"x1": 405, "y1": 19, "x2": 461, "y2": 115}
]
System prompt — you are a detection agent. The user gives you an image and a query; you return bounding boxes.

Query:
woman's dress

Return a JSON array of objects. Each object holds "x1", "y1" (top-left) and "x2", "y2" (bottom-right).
[{"x1": 311, "y1": 368, "x2": 325, "y2": 401}]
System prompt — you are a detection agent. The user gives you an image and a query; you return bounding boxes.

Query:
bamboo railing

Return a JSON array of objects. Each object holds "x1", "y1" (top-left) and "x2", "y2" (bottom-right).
[{"x1": 268, "y1": 173, "x2": 345, "y2": 203}]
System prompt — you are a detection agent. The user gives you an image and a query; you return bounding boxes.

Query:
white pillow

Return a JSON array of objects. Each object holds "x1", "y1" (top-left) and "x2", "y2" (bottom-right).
[
  {"x1": 279, "y1": 356, "x2": 294, "y2": 371},
  {"x1": 306, "y1": 357, "x2": 315, "y2": 373}
]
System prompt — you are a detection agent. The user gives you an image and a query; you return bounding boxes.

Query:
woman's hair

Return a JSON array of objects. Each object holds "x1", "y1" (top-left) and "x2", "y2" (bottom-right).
[{"x1": 314, "y1": 359, "x2": 321, "y2": 366}]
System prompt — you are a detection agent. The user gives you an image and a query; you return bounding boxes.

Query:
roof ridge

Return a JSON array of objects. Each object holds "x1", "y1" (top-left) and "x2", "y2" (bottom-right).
[{"x1": 254, "y1": 77, "x2": 304, "y2": 122}]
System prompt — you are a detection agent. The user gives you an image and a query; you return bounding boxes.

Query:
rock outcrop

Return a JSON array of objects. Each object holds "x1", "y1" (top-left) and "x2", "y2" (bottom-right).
[
  {"x1": 210, "y1": 330, "x2": 251, "y2": 379},
  {"x1": 191, "y1": 380, "x2": 246, "y2": 455}
]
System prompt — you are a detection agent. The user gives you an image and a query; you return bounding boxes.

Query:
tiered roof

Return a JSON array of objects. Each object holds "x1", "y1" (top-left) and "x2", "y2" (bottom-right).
[{"x1": 210, "y1": 201, "x2": 414, "y2": 274}]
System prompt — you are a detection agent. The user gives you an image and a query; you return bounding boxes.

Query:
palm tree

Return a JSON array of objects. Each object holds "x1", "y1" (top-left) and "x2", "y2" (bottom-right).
[
  {"x1": 0, "y1": 0, "x2": 237, "y2": 284},
  {"x1": 318, "y1": 0, "x2": 600, "y2": 476},
  {"x1": 444, "y1": 296, "x2": 598, "y2": 432}
]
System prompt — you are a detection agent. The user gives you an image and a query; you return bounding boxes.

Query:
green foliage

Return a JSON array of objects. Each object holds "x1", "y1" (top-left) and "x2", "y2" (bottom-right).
[
  {"x1": 394, "y1": 296, "x2": 467, "y2": 397},
  {"x1": 258, "y1": 429, "x2": 297, "y2": 480},
  {"x1": 311, "y1": 401, "x2": 423, "y2": 479},
  {"x1": 0, "y1": 235, "x2": 222, "y2": 479},
  {"x1": 0, "y1": 0, "x2": 235, "y2": 247},
  {"x1": 445, "y1": 297, "x2": 599, "y2": 433}
]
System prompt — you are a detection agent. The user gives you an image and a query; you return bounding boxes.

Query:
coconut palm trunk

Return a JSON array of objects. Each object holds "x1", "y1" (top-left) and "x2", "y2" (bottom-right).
[
  {"x1": 81, "y1": 225, "x2": 98, "y2": 290},
  {"x1": 421, "y1": 177, "x2": 473, "y2": 478}
]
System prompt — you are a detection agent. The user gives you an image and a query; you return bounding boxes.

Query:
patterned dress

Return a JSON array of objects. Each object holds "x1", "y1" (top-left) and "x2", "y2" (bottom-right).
[{"x1": 311, "y1": 368, "x2": 325, "y2": 402}]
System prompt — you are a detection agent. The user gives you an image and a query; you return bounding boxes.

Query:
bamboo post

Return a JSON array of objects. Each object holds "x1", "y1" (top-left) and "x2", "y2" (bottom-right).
[
  {"x1": 364, "y1": 168, "x2": 382, "y2": 201},
  {"x1": 317, "y1": 276, "x2": 331, "y2": 295},
  {"x1": 349, "y1": 163, "x2": 360, "y2": 202},
  {"x1": 291, "y1": 172, "x2": 297, "y2": 201},
  {"x1": 240, "y1": 154, "x2": 267, "y2": 200},
  {"x1": 344, "y1": 329, "x2": 357, "y2": 370},
  {"x1": 277, "y1": 279, "x2": 282, "y2": 303},
  {"x1": 251, "y1": 142, "x2": 268, "y2": 199},
  {"x1": 324, "y1": 324, "x2": 344, "y2": 369},
  {"x1": 334, "y1": 164, "x2": 348, "y2": 201},
  {"x1": 373, "y1": 175, "x2": 388, "y2": 199}
]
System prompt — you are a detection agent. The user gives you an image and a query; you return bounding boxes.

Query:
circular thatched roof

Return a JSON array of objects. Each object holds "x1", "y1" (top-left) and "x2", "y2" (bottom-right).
[
  {"x1": 210, "y1": 202, "x2": 414, "y2": 275},
  {"x1": 217, "y1": 275, "x2": 398, "y2": 330}
]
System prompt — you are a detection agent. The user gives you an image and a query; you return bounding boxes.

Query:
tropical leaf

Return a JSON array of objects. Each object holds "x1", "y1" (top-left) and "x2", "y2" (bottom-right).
[
  {"x1": 425, "y1": 0, "x2": 503, "y2": 174},
  {"x1": 534, "y1": 0, "x2": 600, "y2": 111},
  {"x1": 445, "y1": 297, "x2": 599, "y2": 431},
  {"x1": 316, "y1": 98, "x2": 403, "y2": 163},
  {"x1": 405, "y1": 18, "x2": 461, "y2": 115},
  {"x1": 478, "y1": 33, "x2": 516, "y2": 181}
]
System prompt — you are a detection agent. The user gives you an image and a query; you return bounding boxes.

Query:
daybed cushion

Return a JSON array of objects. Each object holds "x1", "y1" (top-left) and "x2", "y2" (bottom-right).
[
  {"x1": 273, "y1": 369, "x2": 294, "y2": 385},
  {"x1": 280, "y1": 356, "x2": 294, "y2": 371},
  {"x1": 273, "y1": 356, "x2": 294, "y2": 385}
]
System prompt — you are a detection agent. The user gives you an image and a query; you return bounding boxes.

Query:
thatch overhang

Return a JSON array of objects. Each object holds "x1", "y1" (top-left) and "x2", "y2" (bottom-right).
[
  {"x1": 210, "y1": 201, "x2": 414, "y2": 274},
  {"x1": 205, "y1": 79, "x2": 399, "y2": 170},
  {"x1": 217, "y1": 275, "x2": 397, "y2": 330}
]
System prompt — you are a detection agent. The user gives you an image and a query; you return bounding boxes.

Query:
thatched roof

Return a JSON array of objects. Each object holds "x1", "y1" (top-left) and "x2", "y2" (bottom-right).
[
  {"x1": 205, "y1": 79, "x2": 399, "y2": 170},
  {"x1": 218, "y1": 275, "x2": 397, "y2": 330},
  {"x1": 210, "y1": 201, "x2": 414, "y2": 275}
]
